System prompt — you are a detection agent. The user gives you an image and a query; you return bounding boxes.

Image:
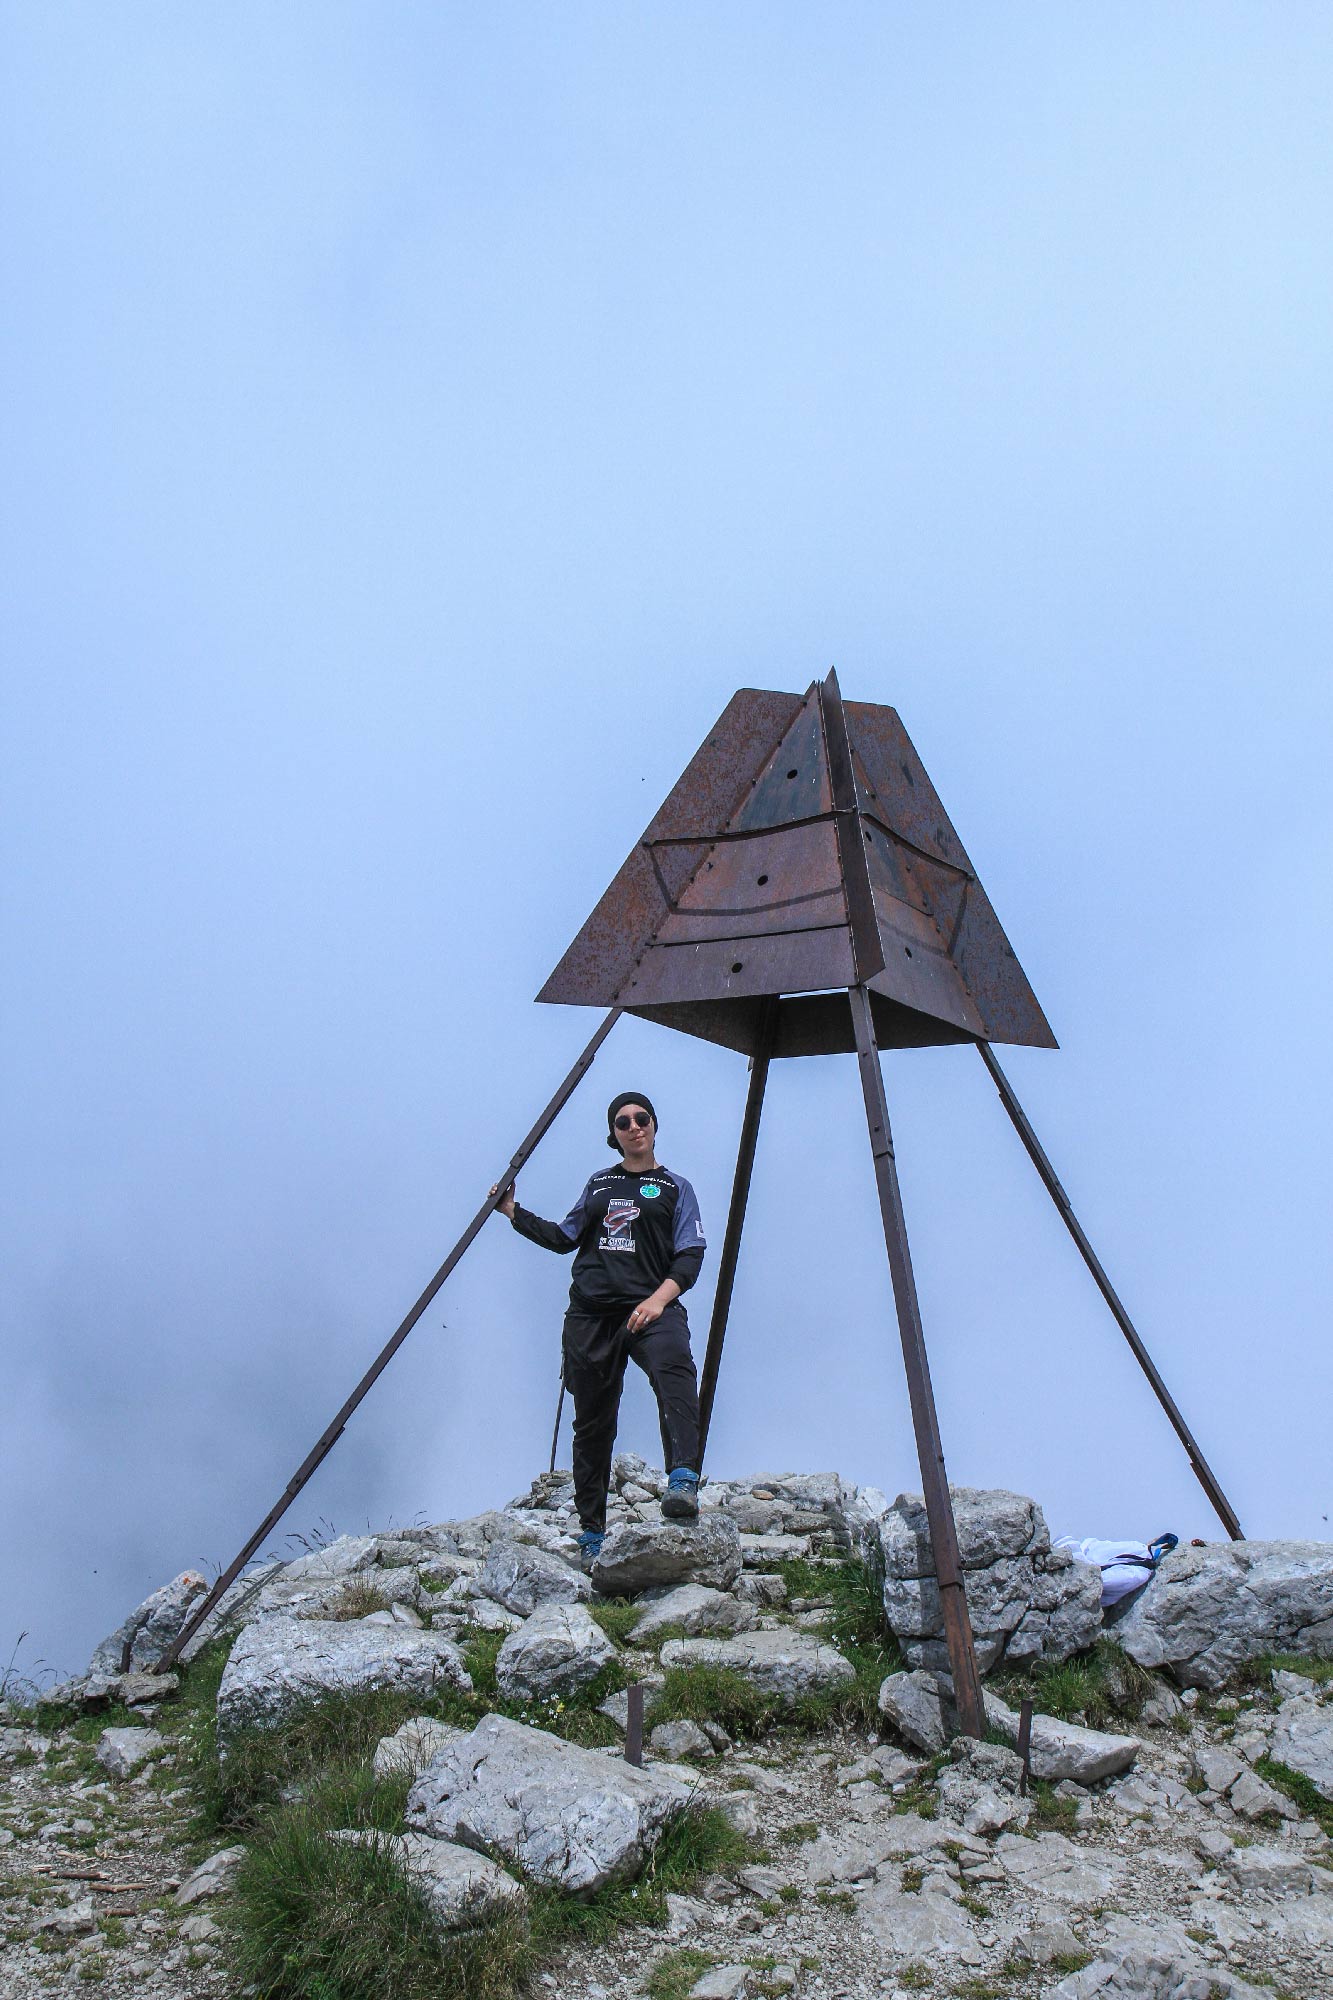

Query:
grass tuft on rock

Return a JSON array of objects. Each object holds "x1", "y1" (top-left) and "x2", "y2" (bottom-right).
[
  {"x1": 993, "y1": 1637, "x2": 1157, "y2": 1730},
  {"x1": 652, "y1": 1663, "x2": 776, "y2": 1738},
  {"x1": 1255, "y1": 1756, "x2": 1333, "y2": 1838},
  {"x1": 589, "y1": 1599, "x2": 644, "y2": 1647},
  {"x1": 229, "y1": 1808, "x2": 531, "y2": 2000}
]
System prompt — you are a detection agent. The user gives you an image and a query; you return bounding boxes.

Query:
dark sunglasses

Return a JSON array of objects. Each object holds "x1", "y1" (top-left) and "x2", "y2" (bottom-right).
[{"x1": 614, "y1": 1111, "x2": 653, "y2": 1130}]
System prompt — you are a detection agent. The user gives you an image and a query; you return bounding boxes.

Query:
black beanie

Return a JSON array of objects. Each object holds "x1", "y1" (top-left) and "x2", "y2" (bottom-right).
[{"x1": 607, "y1": 1091, "x2": 657, "y2": 1150}]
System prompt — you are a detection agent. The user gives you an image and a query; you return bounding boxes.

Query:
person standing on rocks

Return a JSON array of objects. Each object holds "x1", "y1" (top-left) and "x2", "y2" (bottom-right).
[{"x1": 491, "y1": 1092, "x2": 707, "y2": 1567}]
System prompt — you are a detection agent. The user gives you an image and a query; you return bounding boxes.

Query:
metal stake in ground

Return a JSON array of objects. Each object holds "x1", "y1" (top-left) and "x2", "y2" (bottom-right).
[{"x1": 152, "y1": 1009, "x2": 622, "y2": 1674}]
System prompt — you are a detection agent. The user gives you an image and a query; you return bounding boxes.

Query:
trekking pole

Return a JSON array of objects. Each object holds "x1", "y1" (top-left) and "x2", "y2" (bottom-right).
[
  {"x1": 152, "y1": 1009, "x2": 621, "y2": 1672},
  {"x1": 548, "y1": 1375, "x2": 566, "y2": 1476}
]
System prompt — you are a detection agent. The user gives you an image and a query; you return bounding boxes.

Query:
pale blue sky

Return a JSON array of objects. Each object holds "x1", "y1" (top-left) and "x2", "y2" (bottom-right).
[{"x1": 3, "y1": 6, "x2": 1331, "y2": 1679}]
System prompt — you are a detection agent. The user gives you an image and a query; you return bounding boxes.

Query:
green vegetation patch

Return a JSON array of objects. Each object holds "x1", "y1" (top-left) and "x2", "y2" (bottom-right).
[
  {"x1": 992, "y1": 1637, "x2": 1157, "y2": 1731},
  {"x1": 643, "y1": 1946, "x2": 717, "y2": 2000},
  {"x1": 1255, "y1": 1756, "x2": 1333, "y2": 1838},
  {"x1": 1023, "y1": 1781, "x2": 1079, "y2": 1835},
  {"x1": 588, "y1": 1599, "x2": 644, "y2": 1648},
  {"x1": 230, "y1": 1808, "x2": 531, "y2": 2000}
]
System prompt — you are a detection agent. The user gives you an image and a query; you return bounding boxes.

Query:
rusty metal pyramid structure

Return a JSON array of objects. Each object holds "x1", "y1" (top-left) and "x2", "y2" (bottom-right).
[
  {"x1": 538, "y1": 678, "x2": 1057, "y2": 1058},
  {"x1": 158, "y1": 671, "x2": 1241, "y2": 1747}
]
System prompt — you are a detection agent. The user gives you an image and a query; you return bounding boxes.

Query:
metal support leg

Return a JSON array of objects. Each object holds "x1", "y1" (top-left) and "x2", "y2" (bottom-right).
[
  {"x1": 849, "y1": 983, "x2": 986, "y2": 1738},
  {"x1": 976, "y1": 1041, "x2": 1243, "y2": 1541},
  {"x1": 696, "y1": 999, "x2": 777, "y2": 1471},
  {"x1": 153, "y1": 1009, "x2": 623, "y2": 1672}
]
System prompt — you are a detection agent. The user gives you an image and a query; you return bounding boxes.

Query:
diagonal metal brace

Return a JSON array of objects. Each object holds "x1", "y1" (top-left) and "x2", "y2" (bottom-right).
[
  {"x1": 976, "y1": 1039, "x2": 1243, "y2": 1540},
  {"x1": 152, "y1": 1009, "x2": 622, "y2": 1672}
]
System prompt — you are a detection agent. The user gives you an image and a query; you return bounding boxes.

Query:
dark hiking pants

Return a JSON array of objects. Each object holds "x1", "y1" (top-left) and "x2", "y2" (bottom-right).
[{"x1": 561, "y1": 1301, "x2": 701, "y2": 1533}]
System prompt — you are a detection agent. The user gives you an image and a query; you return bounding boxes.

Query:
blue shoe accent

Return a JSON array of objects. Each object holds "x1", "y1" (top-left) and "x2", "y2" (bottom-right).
[
  {"x1": 577, "y1": 1530, "x2": 605, "y2": 1568},
  {"x1": 661, "y1": 1468, "x2": 700, "y2": 1520}
]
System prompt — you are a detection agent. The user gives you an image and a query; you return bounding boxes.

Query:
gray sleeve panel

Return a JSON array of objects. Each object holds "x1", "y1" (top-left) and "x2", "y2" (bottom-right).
[
  {"x1": 672, "y1": 1175, "x2": 706, "y2": 1254},
  {"x1": 509, "y1": 1177, "x2": 593, "y2": 1255},
  {"x1": 557, "y1": 1177, "x2": 595, "y2": 1242}
]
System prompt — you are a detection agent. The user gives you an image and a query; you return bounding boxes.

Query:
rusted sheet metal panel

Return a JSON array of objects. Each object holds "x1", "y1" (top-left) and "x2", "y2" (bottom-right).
[
  {"x1": 729, "y1": 690, "x2": 831, "y2": 832},
  {"x1": 654, "y1": 821, "x2": 844, "y2": 945},
  {"x1": 846, "y1": 700, "x2": 1057, "y2": 1051},
  {"x1": 539, "y1": 677, "x2": 1054, "y2": 1055},
  {"x1": 537, "y1": 689, "x2": 802, "y2": 1007},
  {"x1": 622, "y1": 925, "x2": 856, "y2": 1009}
]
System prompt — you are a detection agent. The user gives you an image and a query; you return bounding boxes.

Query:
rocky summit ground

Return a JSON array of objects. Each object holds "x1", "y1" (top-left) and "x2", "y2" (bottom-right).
[{"x1": 3, "y1": 1462, "x2": 1333, "y2": 2000}]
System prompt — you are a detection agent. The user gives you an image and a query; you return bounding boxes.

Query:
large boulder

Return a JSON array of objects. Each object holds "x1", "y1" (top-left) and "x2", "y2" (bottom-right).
[
  {"x1": 875, "y1": 1488, "x2": 1103, "y2": 1672},
  {"x1": 405, "y1": 1712, "x2": 693, "y2": 1894},
  {"x1": 216, "y1": 1615, "x2": 471, "y2": 1739},
  {"x1": 477, "y1": 1541, "x2": 590, "y2": 1617},
  {"x1": 1115, "y1": 1540, "x2": 1333, "y2": 1689},
  {"x1": 494, "y1": 1604, "x2": 615, "y2": 1703},
  {"x1": 1270, "y1": 1684, "x2": 1333, "y2": 1800},
  {"x1": 658, "y1": 1630, "x2": 854, "y2": 1706},
  {"x1": 630, "y1": 1584, "x2": 757, "y2": 1641},
  {"x1": 592, "y1": 1516, "x2": 742, "y2": 1596},
  {"x1": 88, "y1": 1570, "x2": 210, "y2": 1675},
  {"x1": 985, "y1": 1692, "x2": 1140, "y2": 1784},
  {"x1": 330, "y1": 1829, "x2": 524, "y2": 1929}
]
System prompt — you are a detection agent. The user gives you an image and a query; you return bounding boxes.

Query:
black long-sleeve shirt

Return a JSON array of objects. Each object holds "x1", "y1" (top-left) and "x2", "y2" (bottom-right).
[{"x1": 511, "y1": 1162, "x2": 706, "y2": 1313}]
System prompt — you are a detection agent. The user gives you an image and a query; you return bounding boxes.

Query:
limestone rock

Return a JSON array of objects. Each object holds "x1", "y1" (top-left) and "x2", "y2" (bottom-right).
[
  {"x1": 690, "y1": 1969, "x2": 753, "y2": 1999},
  {"x1": 1191, "y1": 1744, "x2": 1244, "y2": 1794},
  {"x1": 331, "y1": 1828, "x2": 525, "y2": 1928},
  {"x1": 1115, "y1": 1539, "x2": 1333, "y2": 1689},
  {"x1": 986, "y1": 1692, "x2": 1140, "y2": 1784},
  {"x1": 881, "y1": 1668, "x2": 1131, "y2": 1789},
  {"x1": 462, "y1": 1598, "x2": 525, "y2": 1634},
  {"x1": 592, "y1": 1516, "x2": 742, "y2": 1595},
  {"x1": 859, "y1": 1873, "x2": 984, "y2": 1962},
  {"x1": 1270, "y1": 1686, "x2": 1333, "y2": 1800},
  {"x1": 216, "y1": 1615, "x2": 471, "y2": 1739},
  {"x1": 1228, "y1": 1766, "x2": 1300, "y2": 1821},
  {"x1": 876, "y1": 1488, "x2": 1102, "y2": 1671},
  {"x1": 995, "y1": 1829, "x2": 1128, "y2": 1906},
  {"x1": 658, "y1": 1630, "x2": 854, "y2": 1705},
  {"x1": 650, "y1": 1720, "x2": 714, "y2": 1759},
  {"x1": 373, "y1": 1716, "x2": 470, "y2": 1780},
  {"x1": 0, "y1": 1727, "x2": 50, "y2": 1762},
  {"x1": 1047, "y1": 1942, "x2": 1269, "y2": 1998},
  {"x1": 937, "y1": 1737, "x2": 1030, "y2": 1834},
  {"x1": 80, "y1": 1670, "x2": 177, "y2": 1709},
  {"x1": 173, "y1": 1847, "x2": 246, "y2": 1906},
  {"x1": 494, "y1": 1603, "x2": 614, "y2": 1703},
  {"x1": 96, "y1": 1726, "x2": 164, "y2": 1777},
  {"x1": 1223, "y1": 1841, "x2": 1331, "y2": 1896},
  {"x1": 878, "y1": 1667, "x2": 952, "y2": 1753},
  {"x1": 405, "y1": 1711, "x2": 693, "y2": 1894},
  {"x1": 88, "y1": 1570, "x2": 210, "y2": 1676},
  {"x1": 630, "y1": 1583, "x2": 757, "y2": 1641},
  {"x1": 477, "y1": 1540, "x2": 590, "y2": 1617}
]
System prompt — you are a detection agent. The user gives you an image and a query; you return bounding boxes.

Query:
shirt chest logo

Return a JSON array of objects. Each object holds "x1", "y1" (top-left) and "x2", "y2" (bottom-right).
[
  {"x1": 599, "y1": 1197, "x2": 640, "y2": 1251},
  {"x1": 639, "y1": 1182, "x2": 661, "y2": 1199}
]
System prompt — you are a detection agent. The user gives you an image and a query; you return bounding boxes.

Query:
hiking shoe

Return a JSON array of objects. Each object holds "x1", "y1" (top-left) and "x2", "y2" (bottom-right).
[
  {"x1": 661, "y1": 1468, "x2": 700, "y2": 1521},
  {"x1": 576, "y1": 1529, "x2": 605, "y2": 1570}
]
